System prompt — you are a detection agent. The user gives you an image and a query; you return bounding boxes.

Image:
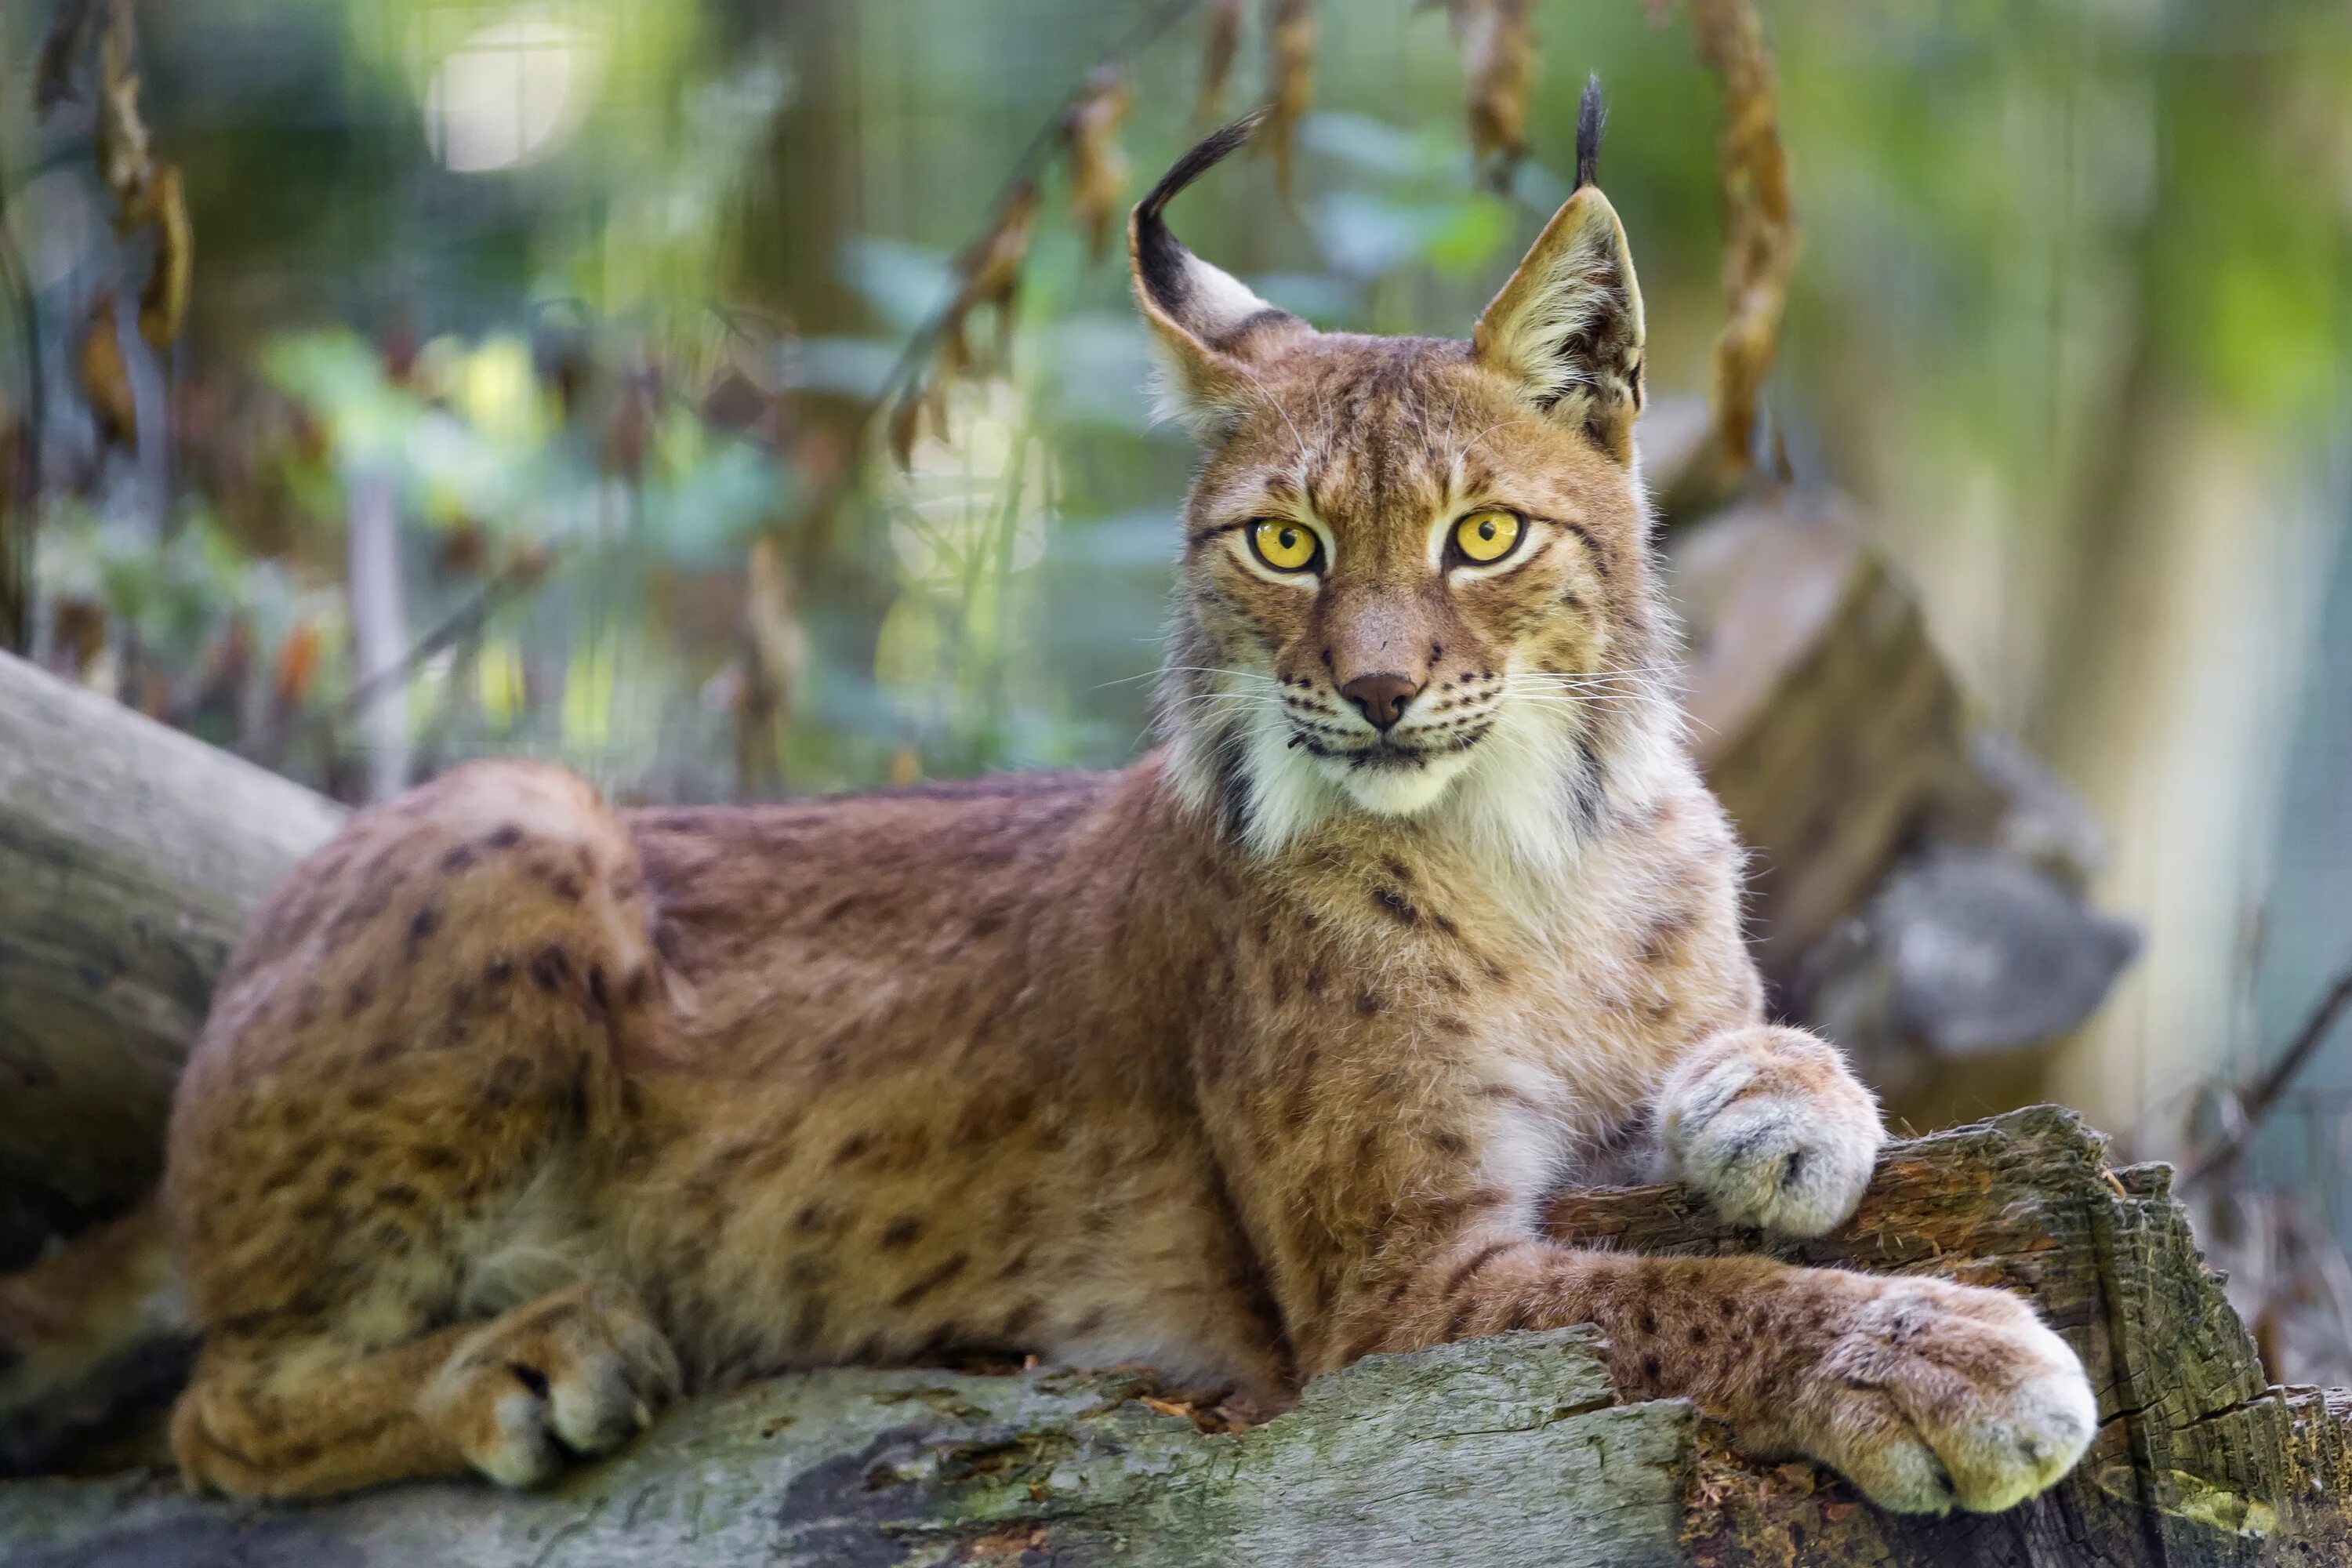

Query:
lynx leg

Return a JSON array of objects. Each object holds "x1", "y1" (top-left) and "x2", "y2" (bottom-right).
[
  {"x1": 172, "y1": 1327, "x2": 475, "y2": 1497},
  {"x1": 1341, "y1": 1242, "x2": 2095, "y2": 1515},
  {"x1": 1656, "y1": 1023, "x2": 1886, "y2": 1236},
  {"x1": 173, "y1": 1280, "x2": 678, "y2": 1497},
  {"x1": 162, "y1": 760, "x2": 673, "y2": 1497}
]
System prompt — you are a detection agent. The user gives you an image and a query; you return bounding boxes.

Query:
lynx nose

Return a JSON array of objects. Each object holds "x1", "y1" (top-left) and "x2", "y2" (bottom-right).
[{"x1": 1339, "y1": 672, "x2": 1423, "y2": 731}]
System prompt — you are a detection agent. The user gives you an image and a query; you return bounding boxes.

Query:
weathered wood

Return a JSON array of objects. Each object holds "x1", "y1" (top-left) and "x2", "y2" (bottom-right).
[
  {"x1": 0, "y1": 1330, "x2": 1697, "y2": 1567},
  {"x1": 2, "y1": 1107, "x2": 2347, "y2": 1566},
  {"x1": 1674, "y1": 496, "x2": 1973, "y2": 978},
  {"x1": 1554, "y1": 1105, "x2": 2352, "y2": 1566},
  {"x1": 0, "y1": 650, "x2": 344, "y2": 1231}
]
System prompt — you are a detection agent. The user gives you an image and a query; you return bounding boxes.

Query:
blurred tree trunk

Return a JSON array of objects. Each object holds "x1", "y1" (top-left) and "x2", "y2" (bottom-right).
[{"x1": 346, "y1": 470, "x2": 408, "y2": 802}]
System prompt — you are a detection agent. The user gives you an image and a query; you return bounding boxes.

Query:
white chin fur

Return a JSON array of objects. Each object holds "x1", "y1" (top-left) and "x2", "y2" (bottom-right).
[
  {"x1": 1320, "y1": 750, "x2": 1476, "y2": 816},
  {"x1": 1172, "y1": 680, "x2": 1658, "y2": 882}
]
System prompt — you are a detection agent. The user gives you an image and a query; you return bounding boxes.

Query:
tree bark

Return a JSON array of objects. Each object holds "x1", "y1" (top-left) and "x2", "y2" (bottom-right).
[{"x1": 1, "y1": 1106, "x2": 2347, "y2": 1565}]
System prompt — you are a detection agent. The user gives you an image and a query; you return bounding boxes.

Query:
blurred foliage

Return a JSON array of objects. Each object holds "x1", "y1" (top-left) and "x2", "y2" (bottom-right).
[{"x1": 0, "y1": 0, "x2": 2345, "y2": 812}]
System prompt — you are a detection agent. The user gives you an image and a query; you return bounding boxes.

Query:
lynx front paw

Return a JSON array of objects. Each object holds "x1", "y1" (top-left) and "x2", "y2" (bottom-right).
[
  {"x1": 419, "y1": 1280, "x2": 681, "y2": 1488},
  {"x1": 1797, "y1": 1277, "x2": 2098, "y2": 1515},
  {"x1": 1660, "y1": 1025, "x2": 1884, "y2": 1236}
]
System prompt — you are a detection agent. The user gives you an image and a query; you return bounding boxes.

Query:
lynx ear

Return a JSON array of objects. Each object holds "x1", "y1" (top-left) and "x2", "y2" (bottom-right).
[
  {"x1": 1129, "y1": 114, "x2": 1312, "y2": 434},
  {"x1": 1472, "y1": 78, "x2": 1646, "y2": 463}
]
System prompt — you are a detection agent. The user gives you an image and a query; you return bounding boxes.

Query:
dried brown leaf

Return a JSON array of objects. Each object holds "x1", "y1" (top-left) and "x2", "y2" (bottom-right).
[
  {"x1": 962, "y1": 180, "x2": 1036, "y2": 310},
  {"x1": 922, "y1": 370, "x2": 954, "y2": 445},
  {"x1": 135, "y1": 162, "x2": 193, "y2": 350},
  {"x1": 1457, "y1": 0, "x2": 1535, "y2": 189},
  {"x1": 1689, "y1": 0, "x2": 1795, "y2": 481},
  {"x1": 272, "y1": 620, "x2": 322, "y2": 713},
  {"x1": 77, "y1": 292, "x2": 136, "y2": 451},
  {"x1": 85, "y1": 0, "x2": 193, "y2": 354},
  {"x1": 95, "y1": 0, "x2": 154, "y2": 211},
  {"x1": 1064, "y1": 66, "x2": 1132, "y2": 263},
  {"x1": 953, "y1": 180, "x2": 1036, "y2": 376},
  {"x1": 1265, "y1": 0, "x2": 1314, "y2": 198},
  {"x1": 1196, "y1": 0, "x2": 1245, "y2": 125},
  {"x1": 936, "y1": 307, "x2": 974, "y2": 387},
  {"x1": 886, "y1": 379, "x2": 926, "y2": 472}
]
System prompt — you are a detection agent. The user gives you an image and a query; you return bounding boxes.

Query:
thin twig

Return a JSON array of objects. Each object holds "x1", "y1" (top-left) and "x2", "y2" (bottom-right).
[
  {"x1": 2183, "y1": 967, "x2": 2352, "y2": 1193},
  {"x1": 319, "y1": 555, "x2": 545, "y2": 731}
]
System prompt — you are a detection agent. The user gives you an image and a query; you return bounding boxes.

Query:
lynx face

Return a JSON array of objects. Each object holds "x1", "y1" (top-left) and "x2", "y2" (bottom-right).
[{"x1": 1134, "y1": 116, "x2": 1671, "y2": 866}]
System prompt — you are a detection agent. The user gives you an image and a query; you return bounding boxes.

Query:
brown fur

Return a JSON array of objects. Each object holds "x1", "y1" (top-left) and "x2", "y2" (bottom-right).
[{"x1": 2, "y1": 109, "x2": 2095, "y2": 1515}]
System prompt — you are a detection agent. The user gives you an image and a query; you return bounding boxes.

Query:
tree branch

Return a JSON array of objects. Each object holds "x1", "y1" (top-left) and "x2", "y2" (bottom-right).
[{"x1": 2183, "y1": 965, "x2": 2352, "y2": 1193}]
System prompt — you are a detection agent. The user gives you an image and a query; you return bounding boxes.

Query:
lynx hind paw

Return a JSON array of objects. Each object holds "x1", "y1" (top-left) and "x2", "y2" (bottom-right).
[
  {"x1": 1809, "y1": 1280, "x2": 2099, "y2": 1515},
  {"x1": 1662, "y1": 1027, "x2": 1885, "y2": 1237},
  {"x1": 419, "y1": 1282, "x2": 681, "y2": 1488}
]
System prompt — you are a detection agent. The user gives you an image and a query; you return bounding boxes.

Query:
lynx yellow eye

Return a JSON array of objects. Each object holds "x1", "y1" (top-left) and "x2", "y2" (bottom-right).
[
  {"x1": 1454, "y1": 509, "x2": 1523, "y2": 564},
  {"x1": 1249, "y1": 520, "x2": 1319, "y2": 572}
]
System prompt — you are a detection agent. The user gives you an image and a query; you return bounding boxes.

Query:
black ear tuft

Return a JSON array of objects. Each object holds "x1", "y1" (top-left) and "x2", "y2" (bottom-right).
[
  {"x1": 1575, "y1": 74, "x2": 1606, "y2": 191},
  {"x1": 1134, "y1": 111, "x2": 1268, "y2": 318}
]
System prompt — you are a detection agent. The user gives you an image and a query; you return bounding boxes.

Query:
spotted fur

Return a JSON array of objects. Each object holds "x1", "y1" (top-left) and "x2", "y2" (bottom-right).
[{"x1": 0, "y1": 101, "x2": 2095, "y2": 1515}]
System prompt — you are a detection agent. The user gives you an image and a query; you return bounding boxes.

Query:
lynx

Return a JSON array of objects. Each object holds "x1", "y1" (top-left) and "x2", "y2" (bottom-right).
[{"x1": 0, "y1": 89, "x2": 2096, "y2": 1515}]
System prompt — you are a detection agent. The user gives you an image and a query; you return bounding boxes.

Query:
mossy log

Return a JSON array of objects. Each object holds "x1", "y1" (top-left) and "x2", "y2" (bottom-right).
[{"x1": 3, "y1": 1107, "x2": 2350, "y2": 1566}]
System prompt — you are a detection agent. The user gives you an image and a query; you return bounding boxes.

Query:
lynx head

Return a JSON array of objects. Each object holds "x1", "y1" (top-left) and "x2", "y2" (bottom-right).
[{"x1": 1135, "y1": 79, "x2": 1680, "y2": 870}]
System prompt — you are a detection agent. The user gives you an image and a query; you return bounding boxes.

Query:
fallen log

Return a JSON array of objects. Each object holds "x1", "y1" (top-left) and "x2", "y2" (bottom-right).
[
  {"x1": 0, "y1": 652, "x2": 343, "y2": 1250},
  {"x1": 2, "y1": 1106, "x2": 2346, "y2": 1566}
]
